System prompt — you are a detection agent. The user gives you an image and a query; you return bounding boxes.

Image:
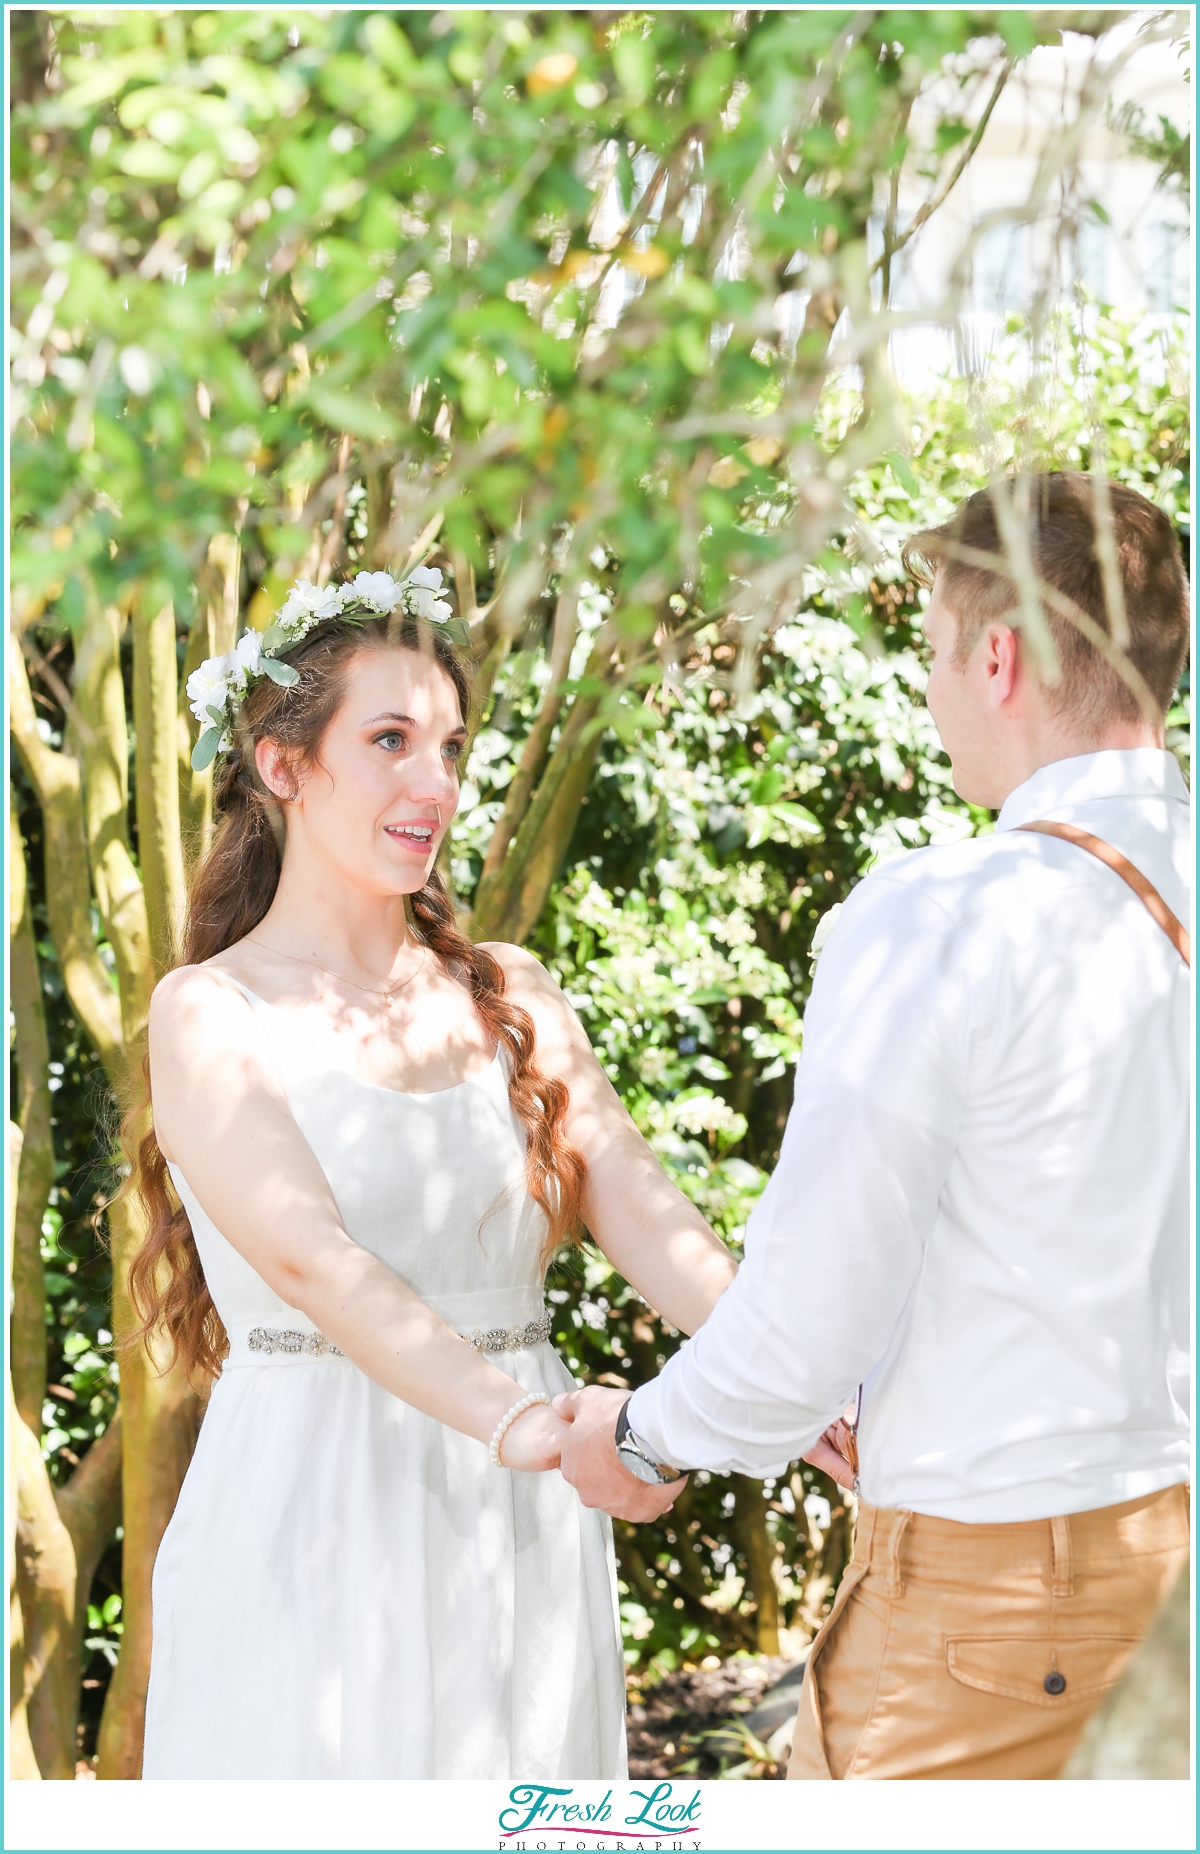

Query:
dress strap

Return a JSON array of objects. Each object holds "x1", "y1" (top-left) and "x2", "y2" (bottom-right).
[{"x1": 1017, "y1": 819, "x2": 1190, "y2": 968}]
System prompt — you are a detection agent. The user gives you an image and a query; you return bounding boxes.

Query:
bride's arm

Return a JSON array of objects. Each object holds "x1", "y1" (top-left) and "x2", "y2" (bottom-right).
[
  {"x1": 488, "y1": 946, "x2": 738, "y2": 1336},
  {"x1": 148, "y1": 967, "x2": 564, "y2": 1473}
]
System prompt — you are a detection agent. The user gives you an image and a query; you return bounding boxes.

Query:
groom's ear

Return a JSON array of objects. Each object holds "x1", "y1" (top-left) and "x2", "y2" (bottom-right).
[{"x1": 981, "y1": 623, "x2": 1021, "y2": 710}]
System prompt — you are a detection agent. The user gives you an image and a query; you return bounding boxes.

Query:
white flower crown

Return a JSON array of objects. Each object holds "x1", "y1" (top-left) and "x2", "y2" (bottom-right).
[{"x1": 187, "y1": 566, "x2": 454, "y2": 771}]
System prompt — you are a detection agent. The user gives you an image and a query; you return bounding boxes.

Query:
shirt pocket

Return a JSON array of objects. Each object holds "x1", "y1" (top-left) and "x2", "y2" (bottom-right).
[{"x1": 946, "y1": 1634, "x2": 1140, "y2": 1708}]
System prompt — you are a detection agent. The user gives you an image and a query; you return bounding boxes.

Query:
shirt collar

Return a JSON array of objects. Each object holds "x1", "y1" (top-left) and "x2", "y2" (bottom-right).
[{"x1": 997, "y1": 749, "x2": 1190, "y2": 832}]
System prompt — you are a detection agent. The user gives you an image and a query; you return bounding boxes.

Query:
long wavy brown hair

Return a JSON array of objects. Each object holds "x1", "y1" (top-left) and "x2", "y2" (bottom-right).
[{"x1": 124, "y1": 610, "x2": 587, "y2": 1380}]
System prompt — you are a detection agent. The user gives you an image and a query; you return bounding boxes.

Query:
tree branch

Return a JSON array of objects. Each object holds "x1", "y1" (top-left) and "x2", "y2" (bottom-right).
[
  {"x1": 57, "y1": 1413, "x2": 123, "y2": 1668},
  {"x1": 8, "y1": 799, "x2": 52, "y2": 1438},
  {"x1": 8, "y1": 1121, "x2": 41, "y2": 1781},
  {"x1": 872, "y1": 60, "x2": 1012, "y2": 279},
  {"x1": 9, "y1": 638, "x2": 125, "y2": 1088},
  {"x1": 71, "y1": 592, "x2": 153, "y2": 1046},
  {"x1": 470, "y1": 626, "x2": 619, "y2": 944},
  {"x1": 732, "y1": 1475, "x2": 781, "y2": 1656},
  {"x1": 132, "y1": 597, "x2": 187, "y2": 978},
  {"x1": 13, "y1": 1407, "x2": 77, "y2": 1778},
  {"x1": 480, "y1": 570, "x2": 584, "y2": 882}
]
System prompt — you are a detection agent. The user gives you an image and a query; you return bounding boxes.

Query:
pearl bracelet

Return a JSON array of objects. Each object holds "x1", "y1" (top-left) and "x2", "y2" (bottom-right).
[{"x1": 488, "y1": 1391, "x2": 551, "y2": 1467}]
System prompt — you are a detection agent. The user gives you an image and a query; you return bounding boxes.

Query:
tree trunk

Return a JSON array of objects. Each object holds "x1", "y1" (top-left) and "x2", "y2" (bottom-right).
[
  {"x1": 180, "y1": 537, "x2": 240, "y2": 864},
  {"x1": 732, "y1": 1475, "x2": 781, "y2": 1657},
  {"x1": 96, "y1": 1198, "x2": 204, "y2": 1781},
  {"x1": 71, "y1": 593, "x2": 152, "y2": 1047},
  {"x1": 479, "y1": 573, "x2": 582, "y2": 880},
  {"x1": 470, "y1": 630, "x2": 617, "y2": 944},
  {"x1": 132, "y1": 597, "x2": 186, "y2": 977},
  {"x1": 9, "y1": 1575, "x2": 41, "y2": 1780},
  {"x1": 57, "y1": 1414, "x2": 123, "y2": 1643},
  {"x1": 9, "y1": 640, "x2": 125, "y2": 1084},
  {"x1": 365, "y1": 464, "x2": 393, "y2": 569},
  {"x1": 11, "y1": 1401, "x2": 125, "y2": 1781},
  {"x1": 8, "y1": 1122, "x2": 41, "y2": 1782},
  {"x1": 1061, "y1": 1562, "x2": 1190, "y2": 1778},
  {"x1": 13, "y1": 1411, "x2": 78, "y2": 1779},
  {"x1": 8, "y1": 803, "x2": 52, "y2": 1437}
]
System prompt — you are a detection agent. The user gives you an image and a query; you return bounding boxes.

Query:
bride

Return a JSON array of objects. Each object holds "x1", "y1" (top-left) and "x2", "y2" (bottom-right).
[{"x1": 128, "y1": 566, "x2": 737, "y2": 1780}]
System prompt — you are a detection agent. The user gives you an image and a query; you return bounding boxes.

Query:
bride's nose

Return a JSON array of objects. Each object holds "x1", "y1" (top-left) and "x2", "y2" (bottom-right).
[{"x1": 403, "y1": 746, "x2": 460, "y2": 808}]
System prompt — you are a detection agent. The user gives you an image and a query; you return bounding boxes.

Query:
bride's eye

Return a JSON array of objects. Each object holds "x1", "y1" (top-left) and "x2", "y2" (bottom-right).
[
  {"x1": 442, "y1": 739, "x2": 463, "y2": 763},
  {"x1": 373, "y1": 730, "x2": 406, "y2": 752}
]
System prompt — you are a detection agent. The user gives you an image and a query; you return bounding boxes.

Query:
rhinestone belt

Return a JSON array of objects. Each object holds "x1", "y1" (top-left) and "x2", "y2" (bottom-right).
[
  {"x1": 248, "y1": 1328, "x2": 345, "y2": 1357},
  {"x1": 245, "y1": 1309, "x2": 552, "y2": 1360},
  {"x1": 465, "y1": 1309, "x2": 553, "y2": 1353}
]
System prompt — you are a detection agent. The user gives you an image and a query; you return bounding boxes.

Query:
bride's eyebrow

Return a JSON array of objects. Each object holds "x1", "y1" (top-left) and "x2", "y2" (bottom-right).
[{"x1": 363, "y1": 711, "x2": 416, "y2": 726}]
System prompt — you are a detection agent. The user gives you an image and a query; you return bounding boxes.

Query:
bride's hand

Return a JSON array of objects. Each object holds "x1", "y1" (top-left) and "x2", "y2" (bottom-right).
[{"x1": 499, "y1": 1402, "x2": 571, "y2": 1473}]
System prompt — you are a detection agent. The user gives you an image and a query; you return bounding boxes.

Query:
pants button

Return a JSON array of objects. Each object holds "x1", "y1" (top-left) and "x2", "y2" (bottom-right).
[{"x1": 1044, "y1": 1671, "x2": 1067, "y2": 1695}]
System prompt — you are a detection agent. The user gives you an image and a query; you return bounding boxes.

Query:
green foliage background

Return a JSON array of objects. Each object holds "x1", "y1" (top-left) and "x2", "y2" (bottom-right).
[
  {"x1": 19, "y1": 318, "x2": 1189, "y2": 1738},
  {"x1": 10, "y1": 4, "x2": 1190, "y2": 1772}
]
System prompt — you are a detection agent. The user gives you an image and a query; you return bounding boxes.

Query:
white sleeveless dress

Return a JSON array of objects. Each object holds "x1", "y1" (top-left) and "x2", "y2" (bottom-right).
[{"x1": 142, "y1": 982, "x2": 627, "y2": 1779}]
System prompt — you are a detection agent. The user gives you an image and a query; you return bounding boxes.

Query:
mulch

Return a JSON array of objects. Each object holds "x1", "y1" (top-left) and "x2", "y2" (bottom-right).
[{"x1": 626, "y1": 1655, "x2": 796, "y2": 1780}]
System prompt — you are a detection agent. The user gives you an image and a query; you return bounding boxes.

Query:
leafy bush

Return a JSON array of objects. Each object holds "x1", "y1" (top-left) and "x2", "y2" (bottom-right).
[{"x1": 476, "y1": 315, "x2": 1189, "y2": 1670}]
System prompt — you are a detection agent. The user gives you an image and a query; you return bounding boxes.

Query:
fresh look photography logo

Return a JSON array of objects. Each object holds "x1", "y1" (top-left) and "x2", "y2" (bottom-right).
[{"x1": 499, "y1": 1781, "x2": 702, "y2": 1849}]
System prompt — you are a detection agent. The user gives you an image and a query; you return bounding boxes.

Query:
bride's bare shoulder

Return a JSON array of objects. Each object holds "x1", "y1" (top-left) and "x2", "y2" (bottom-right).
[
  {"x1": 479, "y1": 942, "x2": 562, "y2": 1003},
  {"x1": 150, "y1": 958, "x2": 258, "y2": 1044}
]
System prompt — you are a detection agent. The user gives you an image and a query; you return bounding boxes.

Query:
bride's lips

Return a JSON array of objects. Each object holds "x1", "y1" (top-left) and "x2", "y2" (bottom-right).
[{"x1": 383, "y1": 818, "x2": 440, "y2": 855}]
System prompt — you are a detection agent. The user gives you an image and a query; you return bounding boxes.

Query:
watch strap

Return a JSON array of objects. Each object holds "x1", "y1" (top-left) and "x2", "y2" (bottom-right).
[{"x1": 614, "y1": 1398, "x2": 689, "y2": 1481}]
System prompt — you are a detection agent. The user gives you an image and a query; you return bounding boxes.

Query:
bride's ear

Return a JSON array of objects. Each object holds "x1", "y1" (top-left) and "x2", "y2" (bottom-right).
[{"x1": 255, "y1": 736, "x2": 300, "y2": 804}]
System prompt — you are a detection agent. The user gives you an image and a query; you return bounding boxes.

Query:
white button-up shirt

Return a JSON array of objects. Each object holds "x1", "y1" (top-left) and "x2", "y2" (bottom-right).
[{"x1": 628, "y1": 749, "x2": 1191, "y2": 1522}]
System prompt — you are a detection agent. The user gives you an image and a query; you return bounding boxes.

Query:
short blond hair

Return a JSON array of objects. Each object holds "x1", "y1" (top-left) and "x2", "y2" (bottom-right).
[{"x1": 903, "y1": 473, "x2": 1189, "y2": 727}]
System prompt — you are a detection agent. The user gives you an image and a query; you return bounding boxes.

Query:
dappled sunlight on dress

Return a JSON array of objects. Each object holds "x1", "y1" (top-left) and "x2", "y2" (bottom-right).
[{"x1": 142, "y1": 982, "x2": 626, "y2": 1779}]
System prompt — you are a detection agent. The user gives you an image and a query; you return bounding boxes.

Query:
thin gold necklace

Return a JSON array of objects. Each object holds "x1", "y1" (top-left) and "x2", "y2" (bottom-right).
[{"x1": 245, "y1": 936, "x2": 427, "y2": 1008}]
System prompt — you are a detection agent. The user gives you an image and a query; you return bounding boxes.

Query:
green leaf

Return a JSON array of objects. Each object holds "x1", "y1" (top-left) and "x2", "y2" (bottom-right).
[
  {"x1": 300, "y1": 385, "x2": 402, "y2": 443},
  {"x1": 885, "y1": 449, "x2": 919, "y2": 497},
  {"x1": 116, "y1": 140, "x2": 184, "y2": 182},
  {"x1": 260, "y1": 656, "x2": 300, "y2": 686},
  {"x1": 612, "y1": 30, "x2": 654, "y2": 106},
  {"x1": 191, "y1": 727, "x2": 223, "y2": 772},
  {"x1": 205, "y1": 704, "x2": 226, "y2": 726},
  {"x1": 362, "y1": 14, "x2": 417, "y2": 82}
]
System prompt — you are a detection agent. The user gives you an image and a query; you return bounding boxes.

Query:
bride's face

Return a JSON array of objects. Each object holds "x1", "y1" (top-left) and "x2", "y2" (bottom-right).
[{"x1": 257, "y1": 646, "x2": 467, "y2": 898}]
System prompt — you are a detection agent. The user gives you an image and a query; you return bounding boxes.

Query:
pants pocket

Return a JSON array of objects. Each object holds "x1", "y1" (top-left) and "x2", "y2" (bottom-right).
[
  {"x1": 946, "y1": 1634, "x2": 1141, "y2": 1708},
  {"x1": 787, "y1": 1559, "x2": 872, "y2": 1779}
]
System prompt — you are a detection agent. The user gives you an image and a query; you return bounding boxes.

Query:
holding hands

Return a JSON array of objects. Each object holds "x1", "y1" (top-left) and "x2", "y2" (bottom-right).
[
  {"x1": 547, "y1": 1384, "x2": 859, "y2": 1516},
  {"x1": 553, "y1": 1386, "x2": 687, "y2": 1522}
]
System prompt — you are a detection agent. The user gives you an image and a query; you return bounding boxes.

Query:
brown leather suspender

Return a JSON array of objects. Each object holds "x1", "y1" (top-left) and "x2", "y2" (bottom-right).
[{"x1": 1017, "y1": 819, "x2": 1191, "y2": 968}]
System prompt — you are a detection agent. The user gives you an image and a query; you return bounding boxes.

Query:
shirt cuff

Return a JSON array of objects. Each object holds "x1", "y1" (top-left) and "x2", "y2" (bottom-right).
[{"x1": 625, "y1": 1376, "x2": 793, "y2": 1482}]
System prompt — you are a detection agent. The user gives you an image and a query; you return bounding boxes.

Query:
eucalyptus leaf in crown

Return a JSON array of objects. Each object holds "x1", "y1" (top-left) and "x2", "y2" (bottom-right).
[{"x1": 187, "y1": 565, "x2": 463, "y2": 771}]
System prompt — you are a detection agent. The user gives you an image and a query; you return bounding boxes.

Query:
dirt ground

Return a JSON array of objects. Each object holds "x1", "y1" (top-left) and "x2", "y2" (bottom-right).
[{"x1": 626, "y1": 1655, "x2": 797, "y2": 1780}]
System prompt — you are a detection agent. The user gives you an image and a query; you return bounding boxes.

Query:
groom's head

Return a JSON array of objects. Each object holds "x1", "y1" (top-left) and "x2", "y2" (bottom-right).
[{"x1": 903, "y1": 473, "x2": 1188, "y2": 808}]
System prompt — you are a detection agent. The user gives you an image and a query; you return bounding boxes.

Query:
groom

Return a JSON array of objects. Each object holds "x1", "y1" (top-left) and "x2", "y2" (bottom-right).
[{"x1": 556, "y1": 472, "x2": 1191, "y2": 1780}]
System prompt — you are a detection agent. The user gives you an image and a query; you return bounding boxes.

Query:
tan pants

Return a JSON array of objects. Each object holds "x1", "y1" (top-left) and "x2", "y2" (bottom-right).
[{"x1": 788, "y1": 1483, "x2": 1190, "y2": 1780}]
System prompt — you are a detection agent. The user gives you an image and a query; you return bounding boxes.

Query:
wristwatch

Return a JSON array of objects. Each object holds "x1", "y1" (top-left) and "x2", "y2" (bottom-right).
[{"x1": 614, "y1": 1399, "x2": 690, "y2": 1486}]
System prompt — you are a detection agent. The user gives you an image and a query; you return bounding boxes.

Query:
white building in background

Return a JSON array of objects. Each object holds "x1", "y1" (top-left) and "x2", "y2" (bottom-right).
[{"x1": 873, "y1": 16, "x2": 1191, "y2": 383}]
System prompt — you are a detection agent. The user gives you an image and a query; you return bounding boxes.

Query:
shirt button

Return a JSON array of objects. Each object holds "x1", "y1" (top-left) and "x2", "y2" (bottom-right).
[{"x1": 1044, "y1": 1671, "x2": 1067, "y2": 1695}]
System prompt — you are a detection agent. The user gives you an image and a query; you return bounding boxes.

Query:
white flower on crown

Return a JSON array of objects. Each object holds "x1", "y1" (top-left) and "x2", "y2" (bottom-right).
[
  {"x1": 186, "y1": 653, "x2": 235, "y2": 728},
  {"x1": 403, "y1": 563, "x2": 452, "y2": 621},
  {"x1": 406, "y1": 584, "x2": 453, "y2": 622},
  {"x1": 229, "y1": 628, "x2": 263, "y2": 689},
  {"x1": 347, "y1": 571, "x2": 405, "y2": 613},
  {"x1": 276, "y1": 578, "x2": 345, "y2": 634}
]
